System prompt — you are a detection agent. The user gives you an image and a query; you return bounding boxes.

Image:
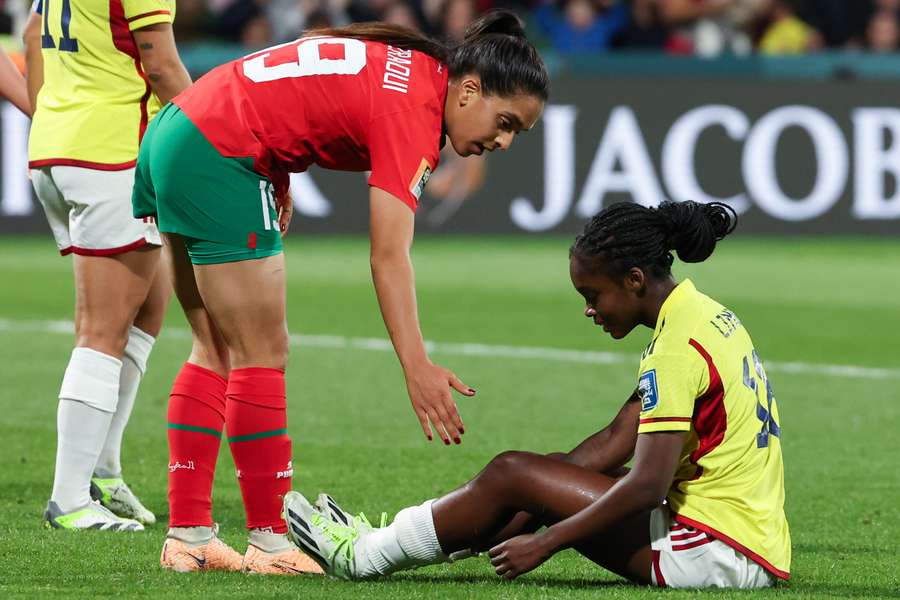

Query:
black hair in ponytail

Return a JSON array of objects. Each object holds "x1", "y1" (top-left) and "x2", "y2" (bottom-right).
[
  {"x1": 307, "y1": 9, "x2": 548, "y2": 101},
  {"x1": 448, "y1": 11, "x2": 549, "y2": 100},
  {"x1": 570, "y1": 201, "x2": 738, "y2": 278}
]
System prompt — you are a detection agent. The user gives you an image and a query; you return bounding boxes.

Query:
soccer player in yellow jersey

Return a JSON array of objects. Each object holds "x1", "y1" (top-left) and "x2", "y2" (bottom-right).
[
  {"x1": 23, "y1": 0, "x2": 191, "y2": 531},
  {"x1": 281, "y1": 200, "x2": 790, "y2": 589}
]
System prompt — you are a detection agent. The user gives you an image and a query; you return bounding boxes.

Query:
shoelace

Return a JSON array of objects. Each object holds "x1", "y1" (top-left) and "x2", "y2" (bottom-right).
[
  {"x1": 350, "y1": 511, "x2": 388, "y2": 532},
  {"x1": 312, "y1": 511, "x2": 388, "y2": 563},
  {"x1": 311, "y1": 513, "x2": 359, "y2": 563}
]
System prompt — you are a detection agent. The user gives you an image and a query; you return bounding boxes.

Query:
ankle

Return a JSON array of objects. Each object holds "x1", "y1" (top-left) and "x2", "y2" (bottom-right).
[
  {"x1": 168, "y1": 526, "x2": 215, "y2": 546},
  {"x1": 93, "y1": 468, "x2": 122, "y2": 480},
  {"x1": 249, "y1": 527, "x2": 292, "y2": 553}
]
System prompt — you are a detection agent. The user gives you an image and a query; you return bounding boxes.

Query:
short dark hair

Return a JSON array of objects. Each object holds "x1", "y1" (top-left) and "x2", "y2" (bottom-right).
[{"x1": 570, "y1": 201, "x2": 738, "y2": 279}]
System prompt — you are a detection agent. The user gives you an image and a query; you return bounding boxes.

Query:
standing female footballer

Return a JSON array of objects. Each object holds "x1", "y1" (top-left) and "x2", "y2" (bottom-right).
[
  {"x1": 284, "y1": 201, "x2": 791, "y2": 589},
  {"x1": 24, "y1": 0, "x2": 191, "y2": 531},
  {"x1": 132, "y1": 11, "x2": 547, "y2": 575}
]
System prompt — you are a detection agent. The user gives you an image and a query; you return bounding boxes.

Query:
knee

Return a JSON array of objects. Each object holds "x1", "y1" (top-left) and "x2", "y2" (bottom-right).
[
  {"x1": 228, "y1": 326, "x2": 289, "y2": 371},
  {"x1": 258, "y1": 326, "x2": 289, "y2": 370},
  {"x1": 190, "y1": 344, "x2": 230, "y2": 377},
  {"x1": 477, "y1": 450, "x2": 532, "y2": 486},
  {"x1": 133, "y1": 294, "x2": 169, "y2": 338},
  {"x1": 76, "y1": 324, "x2": 130, "y2": 358},
  {"x1": 489, "y1": 450, "x2": 531, "y2": 473}
]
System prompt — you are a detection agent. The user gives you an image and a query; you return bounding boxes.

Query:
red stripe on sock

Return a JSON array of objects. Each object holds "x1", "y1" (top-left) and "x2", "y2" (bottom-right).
[
  {"x1": 167, "y1": 362, "x2": 226, "y2": 528},
  {"x1": 226, "y1": 368, "x2": 292, "y2": 533}
]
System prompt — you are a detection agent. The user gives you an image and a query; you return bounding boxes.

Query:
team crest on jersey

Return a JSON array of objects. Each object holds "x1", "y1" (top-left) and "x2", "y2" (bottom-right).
[
  {"x1": 409, "y1": 158, "x2": 433, "y2": 201},
  {"x1": 638, "y1": 370, "x2": 659, "y2": 411}
]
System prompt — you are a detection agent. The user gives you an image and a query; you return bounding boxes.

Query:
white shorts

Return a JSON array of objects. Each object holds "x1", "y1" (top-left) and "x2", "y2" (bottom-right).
[
  {"x1": 649, "y1": 505, "x2": 774, "y2": 589},
  {"x1": 31, "y1": 166, "x2": 160, "y2": 256}
]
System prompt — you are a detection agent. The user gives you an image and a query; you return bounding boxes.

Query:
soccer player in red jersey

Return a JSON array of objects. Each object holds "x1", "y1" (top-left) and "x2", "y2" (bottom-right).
[
  {"x1": 285, "y1": 201, "x2": 790, "y2": 589},
  {"x1": 133, "y1": 10, "x2": 548, "y2": 574}
]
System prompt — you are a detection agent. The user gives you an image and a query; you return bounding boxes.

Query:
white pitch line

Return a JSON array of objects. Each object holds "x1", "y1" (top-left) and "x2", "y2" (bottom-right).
[{"x1": 1, "y1": 318, "x2": 898, "y2": 381}]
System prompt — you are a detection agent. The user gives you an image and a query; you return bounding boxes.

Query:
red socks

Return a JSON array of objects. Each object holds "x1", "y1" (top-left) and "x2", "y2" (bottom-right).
[
  {"x1": 226, "y1": 367, "x2": 292, "y2": 533},
  {"x1": 167, "y1": 362, "x2": 226, "y2": 528}
]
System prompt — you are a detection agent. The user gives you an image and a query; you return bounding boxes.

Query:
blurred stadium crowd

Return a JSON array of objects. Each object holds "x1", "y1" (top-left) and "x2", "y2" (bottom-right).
[
  {"x1": 1, "y1": 0, "x2": 899, "y2": 57},
  {"x1": 118, "y1": 0, "x2": 900, "y2": 55}
]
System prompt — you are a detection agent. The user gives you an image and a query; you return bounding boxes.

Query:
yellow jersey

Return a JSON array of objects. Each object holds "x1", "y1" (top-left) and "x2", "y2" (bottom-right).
[
  {"x1": 28, "y1": 0, "x2": 175, "y2": 170},
  {"x1": 637, "y1": 279, "x2": 790, "y2": 580}
]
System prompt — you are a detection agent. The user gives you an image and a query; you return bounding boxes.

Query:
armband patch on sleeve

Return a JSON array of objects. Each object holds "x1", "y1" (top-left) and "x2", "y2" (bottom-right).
[
  {"x1": 409, "y1": 158, "x2": 432, "y2": 201},
  {"x1": 638, "y1": 369, "x2": 659, "y2": 411}
]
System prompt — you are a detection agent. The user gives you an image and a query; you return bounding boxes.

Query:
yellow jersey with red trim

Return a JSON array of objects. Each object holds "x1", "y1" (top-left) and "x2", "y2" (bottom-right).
[
  {"x1": 636, "y1": 279, "x2": 790, "y2": 580},
  {"x1": 28, "y1": 0, "x2": 175, "y2": 170}
]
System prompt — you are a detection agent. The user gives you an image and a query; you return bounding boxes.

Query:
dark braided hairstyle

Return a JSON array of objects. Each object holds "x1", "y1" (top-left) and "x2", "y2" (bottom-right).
[{"x1": 570, "y1": 201, "x2": 738, "y2": 279}]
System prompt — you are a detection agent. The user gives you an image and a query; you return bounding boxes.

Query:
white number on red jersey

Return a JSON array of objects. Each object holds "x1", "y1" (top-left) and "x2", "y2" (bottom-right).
[{"x1": 243, "y1": 37, "x2": 367, "y2": 83}]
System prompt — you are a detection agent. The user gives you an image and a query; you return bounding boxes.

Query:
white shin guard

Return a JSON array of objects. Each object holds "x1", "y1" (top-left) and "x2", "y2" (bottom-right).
[
  {"x1": 95, "y1": 327, "x2": 155, "y2": 478},
  {"x1": 51, "y1": 348, "x2": 122, "y2": 512}
]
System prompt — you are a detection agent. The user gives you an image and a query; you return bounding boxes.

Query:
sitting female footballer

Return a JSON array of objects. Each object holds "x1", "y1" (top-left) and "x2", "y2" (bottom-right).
[{"x1": 284, "y1": 200, "x2": 791, "y2": 589}]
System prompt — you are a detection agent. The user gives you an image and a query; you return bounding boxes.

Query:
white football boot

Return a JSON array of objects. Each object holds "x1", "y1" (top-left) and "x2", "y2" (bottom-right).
[
  {"x1": 90, "y1": 476, "x2": 156, "y2": 525},
  {"x1": 44, "y1": 500, "x2": 144, "y2": 531},
  {"x1": 284, "y1": 491, "x2": 377, "y2": 580}
]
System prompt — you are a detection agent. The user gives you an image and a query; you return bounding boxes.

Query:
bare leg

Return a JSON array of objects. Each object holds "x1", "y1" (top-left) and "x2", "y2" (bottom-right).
[
  {"x1": 73, "y1": 246, "x2": 161, "y2": 356},
  {"x1": 132, "y1": 242, "x2": 172, "y2": 337},
  {"x1": 95, "y1": 245, "x2": 171, "y2": 480},
  {"x1": 162, "y1": 234, "x2": 233, "y2": 535},
  {"x1": 191, "y1": 252, "x2": 288, "y2": 370},
  {"x1": 432, "y1": 451, "x2": 652, "y2": 583},
  {"x1": 478, "y1": 461, "x2": 633, "y2": 549},
  {"x1": 164, "y1": 234, "x2": 230, "y2": 375},
  {"x1": 191, "y1": 252, "x2": 293, "y2": 538},
  {"x1": 51, "y1": 246, "x2": 162, "y2": 513}
]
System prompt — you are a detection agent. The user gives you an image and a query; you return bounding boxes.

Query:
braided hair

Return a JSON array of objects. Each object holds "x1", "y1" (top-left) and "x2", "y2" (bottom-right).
[{"x1": 570, "y1": 201, "x2": 738, "y2": 279}]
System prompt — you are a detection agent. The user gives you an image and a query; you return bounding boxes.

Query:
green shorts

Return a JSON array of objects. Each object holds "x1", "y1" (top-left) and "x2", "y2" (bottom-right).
[{"x1": 133, "y1": 103, "x2": 282, "y2": 265}]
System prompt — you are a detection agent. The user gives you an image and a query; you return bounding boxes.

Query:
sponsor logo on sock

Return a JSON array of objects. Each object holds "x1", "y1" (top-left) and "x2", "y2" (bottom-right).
[
  {"x1": 168, "y1": 460, "x2": 195, "y2": 473},
  {"x1": 276, "y1": 461, "x2": 294, "y2": 479}
]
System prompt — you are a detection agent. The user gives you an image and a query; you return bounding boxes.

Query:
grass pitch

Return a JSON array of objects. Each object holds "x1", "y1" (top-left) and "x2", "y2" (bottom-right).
[{"x1": 0, "y1": 236, "x2": 898, "y2": 599}]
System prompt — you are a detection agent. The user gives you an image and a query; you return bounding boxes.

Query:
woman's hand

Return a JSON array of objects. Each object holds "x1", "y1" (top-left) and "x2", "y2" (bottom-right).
[
  {"x1": 488, "y1": 533, "x2": 553, "y2": 579},
  {"x1": 405, "y1": 360, "x2": 474, "y2": 444},
  {"x1": 276, "y1": 186, "x2": 294, "y2": 236}
]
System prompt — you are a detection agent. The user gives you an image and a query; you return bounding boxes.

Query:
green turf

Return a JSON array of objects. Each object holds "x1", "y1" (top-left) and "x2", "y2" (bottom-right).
[{"x1": 0, "y1": 236, "x2": 898, "y2": 599}]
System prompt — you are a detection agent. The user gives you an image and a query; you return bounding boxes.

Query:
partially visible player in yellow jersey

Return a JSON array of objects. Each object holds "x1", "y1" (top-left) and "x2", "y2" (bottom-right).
[
  {"x1": 278, "y1": 200, "x2": 789, "y2": 589},
  {"x1": 23, "y1": 0, "x2": 191, "y2": 533}
]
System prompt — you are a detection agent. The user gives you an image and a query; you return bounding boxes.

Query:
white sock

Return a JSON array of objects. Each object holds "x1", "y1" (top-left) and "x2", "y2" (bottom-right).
[
  {"x1": 249, "y1": 528, "x2": 292, "y2": 553},
  {"x1": 168, "y1": 526, "x2": 214, "y2": 546},
  {"x1": 51, "y1": 348, "x2": 122, "y2": 512},
  {"x1": 95, "y1": 327, "x2": 155, "y2": 478},
  {"x1": 358, "y1": 499, "x2": 446, "y2": 577}
]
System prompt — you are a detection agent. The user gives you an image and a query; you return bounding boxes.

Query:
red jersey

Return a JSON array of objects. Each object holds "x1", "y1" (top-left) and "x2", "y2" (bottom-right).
[{"x1": 174, "y1": 37, "x2": 449, "y2": 210}]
